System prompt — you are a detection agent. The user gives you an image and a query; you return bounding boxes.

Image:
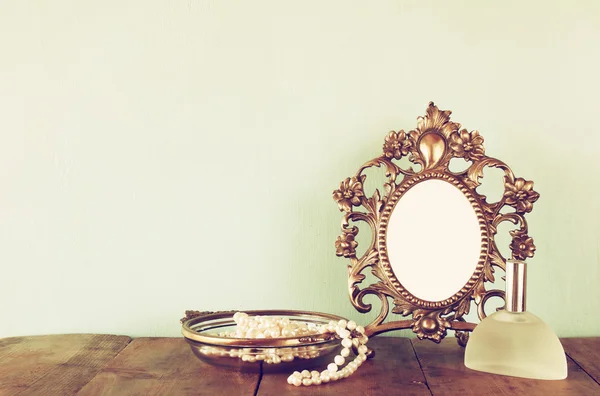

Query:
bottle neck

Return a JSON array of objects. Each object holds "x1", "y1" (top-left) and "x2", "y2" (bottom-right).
[{"x1": 506, "y1": 260, "x2": 527, "y2": 313}]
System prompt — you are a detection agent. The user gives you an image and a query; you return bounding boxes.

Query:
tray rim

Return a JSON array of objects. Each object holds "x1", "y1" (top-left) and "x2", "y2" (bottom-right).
[{"x1": 181, "y1": 309, "x2": 346, "y2": 347}]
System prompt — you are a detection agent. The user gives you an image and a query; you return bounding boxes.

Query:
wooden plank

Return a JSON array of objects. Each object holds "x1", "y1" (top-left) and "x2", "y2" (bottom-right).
[
  {"x1": 411, "y1": 337, "x2": 600, "y2": 396},
  {"x1": 0, "y1": 334, "x2": 131, "y2": 396},
  {"x1": 562, "y1": 338, "x2": 600, "y2": 385},
  {"x1": 77, "y1": 338, "x2": 260, "y2": 396},
  {"x1": 257, "y1": 337, "x2": 431, "y2": 396}
]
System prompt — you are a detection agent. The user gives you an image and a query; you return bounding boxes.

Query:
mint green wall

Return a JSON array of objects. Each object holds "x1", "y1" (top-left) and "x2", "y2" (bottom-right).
[{"x1": 1, "y1": 1, "x2": 598, "y2": 338}]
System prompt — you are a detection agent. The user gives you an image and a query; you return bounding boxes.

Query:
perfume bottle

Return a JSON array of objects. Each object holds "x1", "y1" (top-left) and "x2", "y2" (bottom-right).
[{"x1": 464, "y1": 260, "x2": 567, "y2": 380}]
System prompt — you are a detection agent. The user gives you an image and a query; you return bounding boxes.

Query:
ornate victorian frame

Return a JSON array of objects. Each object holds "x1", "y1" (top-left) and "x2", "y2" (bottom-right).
[{"x1": 333, "y1": 103, "x2": 539, "y2": 345}]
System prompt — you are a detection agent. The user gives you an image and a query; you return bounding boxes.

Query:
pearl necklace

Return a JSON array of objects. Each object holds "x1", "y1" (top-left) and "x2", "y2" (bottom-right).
[{"x1": 229, "y1": 312, "x2": 369, "y2": 387}]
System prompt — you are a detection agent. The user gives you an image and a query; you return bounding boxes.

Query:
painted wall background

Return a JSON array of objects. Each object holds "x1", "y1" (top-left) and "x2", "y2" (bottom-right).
[{"x1": 1, "y1": 0, "x2": 599, "y2": 338}]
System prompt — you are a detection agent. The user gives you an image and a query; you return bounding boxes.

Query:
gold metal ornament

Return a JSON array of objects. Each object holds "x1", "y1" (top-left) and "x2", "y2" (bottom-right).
[{"x1": 333, "y1": 102, "x2": 539, "y2": 345}]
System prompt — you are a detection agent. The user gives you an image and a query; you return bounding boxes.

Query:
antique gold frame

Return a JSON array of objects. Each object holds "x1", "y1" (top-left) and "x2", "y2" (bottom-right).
[{"x1": 333, "y1": 102, "x2": 539, "y2": 345}]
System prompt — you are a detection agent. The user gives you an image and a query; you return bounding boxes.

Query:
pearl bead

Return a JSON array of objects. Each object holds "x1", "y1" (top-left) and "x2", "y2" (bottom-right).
[
  {"x1": 334, "y1": 355, "x2": 345, "y2": 366},
  {"x1": 341, "y1": 338, "x2": 353, "y2": 348},
  {"x1": 321, "y1": 373, "x2": 330, "y2": 383},
  {"x1": 310, "y1": 370, "x2": 319, "y2": 377},
  {"x1": 233, "y1": 312, "x2": 248, "y2": 322},
  {"x1": 338, "y1": 319, "x2": 348, "y2": 329},
  {"x1": 327, "y1": 363, "x2": 338, "y2": 373},
  {"x1": 346, "y1": 320, "x2": 357, "y2": 330},
  {"x1": 245, "y1": 328, "x2": 258, "y2": 338},
  {"x1": 356, "y1": 325, "x2": 365, "y2": 334},
  {"x1": 301, "y1": 370, "x2": 310, "y2": 378},
  {"x1": 287, "y1": 375, "x2": 294, "y2": 384},
  {"x1": 341, "y1": 347, "x2": 350, "y2": 357},
  {"x1": 338, "y1": 328, "x2": 351, "y2": 339},
  {"x1": 359, "y1": 335, "x2": 369, "y2": 344},
  {"x1": 292, "y1": 377, "x2": 302, "y2": 387},
  {"x1": 281, "y1": 326, "x2": 295, "y2": 337},
  {"x1": 312, "y1": 376, "x2": 322, "y2": 385},
  {"x1": 358, "y1": 345, "x2": 368, "y2": 355},
  {"x1": 302, "y1": 378, "x2": 312, "y2": 386}
]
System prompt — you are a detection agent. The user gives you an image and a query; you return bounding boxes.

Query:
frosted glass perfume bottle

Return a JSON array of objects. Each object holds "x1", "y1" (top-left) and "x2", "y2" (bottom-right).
[{"x1": 464, "y1": 260, "x2": 567, "y2": 380}]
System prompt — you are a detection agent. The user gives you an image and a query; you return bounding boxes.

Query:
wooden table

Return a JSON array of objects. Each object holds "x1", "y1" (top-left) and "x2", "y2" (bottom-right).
[{"x1": 1, "y1": 335, "x2": 598, "y2": 395}]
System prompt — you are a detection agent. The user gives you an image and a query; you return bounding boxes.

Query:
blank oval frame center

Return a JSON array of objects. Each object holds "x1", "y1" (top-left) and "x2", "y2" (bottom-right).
[{"x1": 384, "y1": 177, "x2": 485, "y2": 303}]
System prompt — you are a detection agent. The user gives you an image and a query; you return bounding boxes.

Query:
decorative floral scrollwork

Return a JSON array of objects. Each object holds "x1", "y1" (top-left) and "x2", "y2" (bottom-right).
[
  {"x1": 414, "y1": 103, "x2": 458, "y2": 137},
  {"x1": 335, "y1": 228, "x2": 359, "y2": 258},
  {"x1": 449, "y1": 130, "x2": 485, "y2": 161},
  {"x1": 412, "y1": 311, "x2": 451, "y2": 343},
  {"x1": 333, "y1": 102, "x2": 539, "y2": 345},
  {"x1": 333, "y1": 176, "x2": 366, "y2": 212},
  {"x1": 510, "y1": 229, "x2": 536, "y2": 260},
  {"x1": 383, "y1": 130, "x2": 412, "y2": 160},
  {"x1": 503, "y1": 177, "x2": 540, "y2": 214}
]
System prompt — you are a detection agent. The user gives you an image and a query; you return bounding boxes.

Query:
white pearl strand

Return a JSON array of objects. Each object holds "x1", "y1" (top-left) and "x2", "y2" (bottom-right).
[
  {"x1": 287, "y1": 319, "x2": 368, "y2": 387},
  {"x1": 229, "y1": 312, "x2": 321, "y2": 339},
  {"x1": 208, "y1": 312, "x2": 324, "y2": 363},
  {"x1": 223, "y1": 312, "x2": 369, "y2": 387}
]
